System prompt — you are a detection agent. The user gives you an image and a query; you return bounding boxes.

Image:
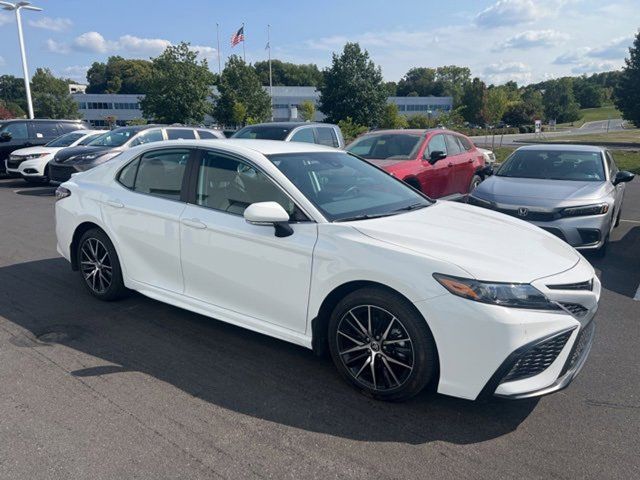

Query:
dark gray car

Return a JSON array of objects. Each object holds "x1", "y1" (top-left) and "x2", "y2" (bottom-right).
[{"x1": 468, "y1": 144, "x2": 635, "y2": 255}]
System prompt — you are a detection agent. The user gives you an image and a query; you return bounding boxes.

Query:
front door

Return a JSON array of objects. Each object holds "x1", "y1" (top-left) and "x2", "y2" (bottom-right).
[
  {"x1": 421, "y1": 133, "x2": 451, "y2": 198},
  {"x1": 179, "y1": 149, "x2": 317, "y2": 333}
]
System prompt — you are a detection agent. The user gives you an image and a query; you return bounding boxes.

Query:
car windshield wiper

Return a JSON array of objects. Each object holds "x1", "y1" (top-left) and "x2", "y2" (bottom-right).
[
  {"x1": 393, "y1": 202, "x2": 429, "y2": 212},
  {"x1": 335, "y1": 212, "x2": 399, "y2": 222}
]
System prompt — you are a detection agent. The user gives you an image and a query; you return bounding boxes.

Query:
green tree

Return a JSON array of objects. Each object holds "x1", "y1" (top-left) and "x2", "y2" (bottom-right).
[
  {"x1": 31, "y1": 68, "x2": 80, "y2": 119},
  {"x1": 254, "y1": 60, "x2": 322, "y2": 87},
  {"x1": 406, "y1": 114, "x2": 436, "y2": 129},
  {"x1": 543, "y1": 78, "x2": 580, "y2": 123},
  {"x1": 379, "y1": 103, "x2": 408, "y2": 129},
  {"x1": 126, "y1": 117, "x2": 148, "y2": 126},
  {"x1": 141, "y1": 42, "x2": 216, "y2": 124},
  {"x1": 298, "y1": 99, "x2": 316, "y2": 122},
  {"x1": 213, "y1": 55, "x2": 272, "y2": 126},
  {"x1": 435, "y1": 65, "x2": 471, "y2": 106},
  {"x1": 483, "y1": 87, "x2": 509, "y2": 126},
  {"x1": 461, "y1": 77, "x2": 487, "y2": 124},
  {"x1": 615, "y1": 31, "x2": 640, "y2": 126},
  {"x1": 318, "y1": 42, "x2": 387, "y2": 126},
  {"x1": 573, "y1": 78, "x2": 605, "y2": 108},
  {"x1": 86, "y1": 56, "x2": 153, "y2": 94},
  {"x1": 337, "y1": 117, "x2": 368, "y2": 143},
  {"x1": 0, "y1": 75, "x2": 27, "y2": 112},
  {"x1": 397, "y1": 67, "x2": 442, "y2": 97}
]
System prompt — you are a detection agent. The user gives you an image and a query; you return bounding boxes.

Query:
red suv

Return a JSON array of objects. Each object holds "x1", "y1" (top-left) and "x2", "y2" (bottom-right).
[{"x1": 345, "y1": 129, "x2": 487, "y2": 199}]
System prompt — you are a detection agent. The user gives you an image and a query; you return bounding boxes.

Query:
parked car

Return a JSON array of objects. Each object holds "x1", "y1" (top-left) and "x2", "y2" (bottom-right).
[
  {"x1": 55, "y1": 139, "x2": 598, "y2": 402},
  {"x1": 468, "y1": 145, "x2": 635, "y2": 255},
  {"x1": 232, "y1": 122, "x2": 345, "y2": 148},
  {"x1": 345, "y1": 129, "x2": 488, "y2": 200},
  {"x1": 48, "y1": 125, "x2": 224, "y2": 184},
  {"x1": 0, "y1": 118, "x2": 88, "y2": 174},
  {"x1": 5, "y1": 129, "x2": 106, "y2": 184},
  {"x1": 478, "y1": 147, "x2": 497, "y2": 166}
]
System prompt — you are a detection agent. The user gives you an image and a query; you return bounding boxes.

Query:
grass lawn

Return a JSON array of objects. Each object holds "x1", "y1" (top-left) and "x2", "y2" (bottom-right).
[
  {"x1": 556, "y1": 105, "x2": 621, "y2": 128},
  {"x1": 490, "y1": 146, "x2": 640, "y2": 174},
  {"x1": 540, "y1": 129, "x2": 640, "y2": 145}
]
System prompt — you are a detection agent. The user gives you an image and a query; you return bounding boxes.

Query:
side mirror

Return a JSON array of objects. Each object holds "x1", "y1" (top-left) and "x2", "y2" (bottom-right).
[
  {"x1": 0, "y1": 131, "x2": 11, "y2": 142},
  {"x1": 244, "y1": 201, "x2": 293, "y2": 237},
  {"x1": 428, "y1": 150, "x2": 447, "y2": 165},
  {"x1": 613, "y1": 171, "x2": 635, "y2": 185}
]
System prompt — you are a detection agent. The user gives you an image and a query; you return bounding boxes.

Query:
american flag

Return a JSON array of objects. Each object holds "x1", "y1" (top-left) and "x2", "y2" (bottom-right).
[{"x1": 231, "y1": 26, "x2": 244, "y2": 47}]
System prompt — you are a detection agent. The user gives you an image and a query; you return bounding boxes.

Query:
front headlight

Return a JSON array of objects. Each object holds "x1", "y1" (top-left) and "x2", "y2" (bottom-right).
[
  {"x1": 560, "y1": 203, "x2": 609, "y2": 217},
  {"x1": 26, "y1": 153, "x2": 49, "y2": 159},
  {"x1": 433, "y1": 273, "x2": 561, "y2": 310}
]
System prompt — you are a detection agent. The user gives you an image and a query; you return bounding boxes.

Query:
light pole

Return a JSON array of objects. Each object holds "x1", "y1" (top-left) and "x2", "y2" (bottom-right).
[{"x1": 0, "y1": 1, "x2": 42, "y2": 119}]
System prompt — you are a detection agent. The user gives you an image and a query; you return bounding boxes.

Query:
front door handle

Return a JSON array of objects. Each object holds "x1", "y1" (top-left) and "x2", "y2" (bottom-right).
[
  {"x1": 181, "y1": 218, "x2": 207, "y2": 229},
  {"x1": 447, "y1": 162, "x2": 453, "y2": 167},
  {"x1": 105, "y1": 199, "x2": 124, "y2": 208}
]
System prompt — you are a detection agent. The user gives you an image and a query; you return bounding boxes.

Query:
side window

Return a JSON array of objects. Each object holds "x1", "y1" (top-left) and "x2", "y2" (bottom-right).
[
  {"x1": 606, "y1": 152, "x2": 618, "y2": 179},
  {"x1": 445, "y1": 135, "x2": 463, "y2": 155},
  {"x1": 195, "y1": 150, "x2": 297, "y2": 218},
  {"x1": 290, "y1": 127, "x2": 315, "y2": 144},
  {"x1": 58, "y1": 122, "x2": 82, "y2": 133},
  {"x1": 197, "y1": 129, "x2": 219, "y2": 139},
  {"x1": 2, "y1": 122, "x2": 28, "y2": 140},
  {"x1": 457, "y1": 135, "x2": 474, "y2": 151},
  {"x1": 131, "y1": 149, "x2": 190, "y2": 200},
  {"x1": 32, "y1": 122, "x2": 59, "y2": 138},
  {"x1": 167, "y1": 128, "x2": 196, "y2": 140},
  {"x1": 118, "y1": 157, "x2": 140, "y2": 189},
  {"x1": 427, "y1": 134, "x2": 447, "y2": 157},
  {"x1": 129, "y1": 129, "x2": 164, "y2": 147},
  {"x1": 315, "y1": 127, "x2": 338, "y2": 147}
]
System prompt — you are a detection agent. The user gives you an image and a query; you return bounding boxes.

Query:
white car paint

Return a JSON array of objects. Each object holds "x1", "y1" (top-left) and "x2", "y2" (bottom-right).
[
  {"x1": 55, "y1": 139, "x2": 600, "y2": 400},
  {"x1": 6, "y1": 130, "x2": 106, "y2": 179}
]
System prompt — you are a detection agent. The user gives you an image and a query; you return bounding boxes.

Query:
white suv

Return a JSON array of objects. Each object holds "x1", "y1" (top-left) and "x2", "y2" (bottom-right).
[{"x1": 54, "y1": 139, "x2": 598, "y2": 402}]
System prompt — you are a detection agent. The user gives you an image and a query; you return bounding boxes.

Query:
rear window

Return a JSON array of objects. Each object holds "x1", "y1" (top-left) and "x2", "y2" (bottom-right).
[
  {"x1": 346, "y1": 133, "x2": 422, "y2": 160},
  {"x1": 315, "y1": 127, "x2": 339, "y2": 147},
  {"x1": 197, "y1": 129, "x2": 220, "y2": 139},
  {"x1": 233, "y1": 125, "x2": 292, "y2": 140},
  {"x1": 167, "y1": 129, "x2": 196, "y2": 140}
]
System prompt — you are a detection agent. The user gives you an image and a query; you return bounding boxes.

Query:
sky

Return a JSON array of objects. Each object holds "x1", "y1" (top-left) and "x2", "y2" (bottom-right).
[{"x1": 0, "y1": 0, "x2": 638, "y2": 86}]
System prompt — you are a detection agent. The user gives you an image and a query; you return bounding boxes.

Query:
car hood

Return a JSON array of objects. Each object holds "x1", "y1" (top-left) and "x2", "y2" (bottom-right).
[
  {"x1": 473, "y1": 176, "x2": 608, "y2": 206},
  {"x1": 10, "y1": 146, "x2": 60, "y2": 156},
  {"x1": 351, "y1": 201, "x2": 579, "y2": 283},
  {"x1": 54, "y1": 145, "x2": 117, "y2": 163}
]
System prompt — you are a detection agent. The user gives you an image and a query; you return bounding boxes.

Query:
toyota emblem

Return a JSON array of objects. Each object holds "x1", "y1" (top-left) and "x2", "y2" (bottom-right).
[{"x1": 517, "y1": 207, "x2": 529, "y2": 217}]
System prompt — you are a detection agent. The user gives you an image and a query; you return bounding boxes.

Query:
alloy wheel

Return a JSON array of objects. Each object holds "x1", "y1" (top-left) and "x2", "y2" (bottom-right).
[
  {"x1": 80, "y1": 237, "x2": 113, "y2": 294},
  {"x1": 336, "y1": 305, "x2": 415, "y2": 391}
]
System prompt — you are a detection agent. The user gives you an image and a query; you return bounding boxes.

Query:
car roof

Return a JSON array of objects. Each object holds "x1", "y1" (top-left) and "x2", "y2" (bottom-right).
[
  {"x1": 516, "y1": 144, "x2": 606, "y2": 153},
  {"x1": 240, "y1": 122, "x2": 336, "y2": 129},
  {"x1": 0, "y1": 118, "x2": 84, "y2": 124},
  {"x1": 135, "y1": 139, "x2": 340, "y2": 156},
  {"x1": 362, "y1": 128, "x2": 457, "y2": 136}
]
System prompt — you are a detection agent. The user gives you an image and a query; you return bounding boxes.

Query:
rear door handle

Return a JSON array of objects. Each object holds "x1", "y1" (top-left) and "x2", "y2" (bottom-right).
[
  {"x1": 105, "y1": 199, "x2": 124, "y2": 208},
  {"x1": 181, "y1": 218, "x2": 207, "y2": 229}
]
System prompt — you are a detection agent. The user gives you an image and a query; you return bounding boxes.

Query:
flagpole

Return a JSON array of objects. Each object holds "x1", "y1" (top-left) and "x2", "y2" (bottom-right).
[
  {"x1": 242, "y1": 22, "x2": 246, "y2": 62},
  {"x1": 216, "y1": 22, "x2": 222, "y2": 74}
]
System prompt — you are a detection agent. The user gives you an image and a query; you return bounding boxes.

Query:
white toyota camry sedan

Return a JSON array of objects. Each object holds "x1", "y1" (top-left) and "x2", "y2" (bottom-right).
[{"x1": 55, "y1": 139, "x2": 599, "y2": 402}]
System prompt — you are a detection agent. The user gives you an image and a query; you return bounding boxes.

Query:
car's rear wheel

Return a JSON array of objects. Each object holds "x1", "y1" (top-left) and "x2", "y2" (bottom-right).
[
  {"x1": 328, "y1": 287, "x2": 437, "y2": 401},
  {"x1": 77, "y1": 228, "x2": 128, "y2": 301}
]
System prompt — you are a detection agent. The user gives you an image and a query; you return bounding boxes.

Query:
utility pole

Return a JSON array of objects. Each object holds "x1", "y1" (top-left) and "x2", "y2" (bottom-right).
[
  {"x1": 216, "y1": 22, "x2": 222, "y2": 75},
  {"x1": 242, "y1": 23, "x2": 246, "y2": 62},
  {"x1": 267, "y1": 24, "x2": 273, "y2": 119},
  {"x1": 1, "y1": 1, "x2": 42, "y2": 119}
]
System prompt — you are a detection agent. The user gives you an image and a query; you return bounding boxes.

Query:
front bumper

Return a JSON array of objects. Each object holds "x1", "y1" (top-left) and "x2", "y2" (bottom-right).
[{"x1": 413, "y1": 256, "x2": 599, "y2": 400}]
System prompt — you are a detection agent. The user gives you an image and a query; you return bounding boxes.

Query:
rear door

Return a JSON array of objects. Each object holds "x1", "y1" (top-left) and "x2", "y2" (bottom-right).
[
  {"x1": 444, "y1": 134, "x2": 469, "y2": 195},
  {"x1": 0, "y1": 121, "x2": 29, "y2": 164},
  {"x1": 29, "y1": 122, "x2": 60, "y2": 146},
  {"x1": 102, "y1": 147, "x2": 193, "y2": 293},
  {"x1": 289, "y1": 127, "x2": 316, "y2": 144}
]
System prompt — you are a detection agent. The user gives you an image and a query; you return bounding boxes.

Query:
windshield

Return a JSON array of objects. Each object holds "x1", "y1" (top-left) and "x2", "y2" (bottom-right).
[
  {"x1": 45, "y1": 131, "x2": 86, "y2": 147},
  {"x1": 497, "y1": 149, "x2": 606, "y2": 181},
  {"x1": 346, "y1": 133, "x2": 423, "y2": 160},
  {"x1": 268, "y1": 152, "x2": 431, "y2": 221},
  {"x1": 233, "y1": 125, "x2": 292, "y2": 140},
  {"x1": 87, "y1": 128, "x2": 140, "y2": 147},
  {"x1": 78, "y1": 132, "x2": 105, "y2": 146}
]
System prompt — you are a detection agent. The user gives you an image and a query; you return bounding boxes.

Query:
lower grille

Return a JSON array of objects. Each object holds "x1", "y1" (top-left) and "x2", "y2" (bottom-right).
[
  {"x1": 540, "y1": 227, "x2": 567, "y2": 241},
  {"x1": 502, "y1": 330, "x2": 573, "y2": 382},
  {"x1": 49, "y1": 164, "x2": 77, "y2": 183},
  {"x1": 562, "y1": 320, "x2": 596, "y2": 375},
  {"x1": 7, "y1": 158, "x2": 26, "y2": 169},
  {"x1": 559, "y1": 303, "x2": 589, "y2": 317}
]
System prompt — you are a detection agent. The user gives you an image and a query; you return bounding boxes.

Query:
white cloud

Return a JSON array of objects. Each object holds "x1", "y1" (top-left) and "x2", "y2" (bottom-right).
[
  {"x1": 59, "y1": 65, "x2": 90, "y2": 83},
  {"x1": 571, "y1": 60, "x2": 622, "y2": 74},
  {"x1": 28, "y1": 17, "x2": 72, "y2": 32},
  {"x1": 116, "y1": 34, "x2": 171, "y2": 55},
  {"x1": 484, "y1": 61, "x2": 529, "y2": 74},
  {"x1": 0, "y1": 13, "x2": 11, "y2": 26},
  {"x1": 72, "y1": 31, "x2": 113, "y2": 53},
  {"x1": 191, "y1": 45, "x2": 218, "y2": 62},
  {"x1": 475, "y1": 0, "x2": 543, "y2": 28},
  {"x1": 587, "y1": 36, "x2": 632, "y2": 59},
  {"x1": 46, "y1": 38, "x2": 71, "y2": 54},
  {"x1": 305, "y1": 30, "x2": 440, "y2": 52},
  {"x1": 553, "y1": 49, "x2": 588, "y2": 65},
  {"x1": 0, "y1": 55, "x2": 5, "y2": 67},
  {"x1": 496, "y1": 30, "x2": 569, "y2": 50}
]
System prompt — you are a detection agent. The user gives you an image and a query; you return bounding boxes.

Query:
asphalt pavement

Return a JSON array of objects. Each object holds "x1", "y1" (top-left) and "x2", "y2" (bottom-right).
[{"x1": 0, "y1": 177, "x2": 638, "y2": 479}]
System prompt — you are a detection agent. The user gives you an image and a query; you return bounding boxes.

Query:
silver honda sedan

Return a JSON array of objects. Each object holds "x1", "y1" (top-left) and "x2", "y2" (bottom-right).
[{"x1": 468, "y1": 144, "x2": 635, "y2": 255}]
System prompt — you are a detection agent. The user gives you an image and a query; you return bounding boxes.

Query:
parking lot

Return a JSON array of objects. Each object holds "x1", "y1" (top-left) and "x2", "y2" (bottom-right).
[{"x1": 0, "y1": 177, "x2": 638, "y2": 479}]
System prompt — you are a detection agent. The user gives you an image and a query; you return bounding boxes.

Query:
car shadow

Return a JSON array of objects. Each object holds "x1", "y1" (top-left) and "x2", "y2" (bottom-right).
[
  {"x1": 0, "y1": 258, "x2": 538, "y2": 445},
  {"x1": 584, "y1": 226, "x2": 640, "y2": 299},
  {"x1": 14, "y1": 187, "x2": 55, "y2": 197}
]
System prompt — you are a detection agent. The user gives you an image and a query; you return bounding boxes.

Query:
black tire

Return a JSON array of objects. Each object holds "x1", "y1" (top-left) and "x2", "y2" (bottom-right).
[
  {"x1": 469, "y1": 174, "x2": 482, "y2": 192},
  {"x1": 76, "y1": 228, "x2": 128, "y2": 301},
  {"x1": 328, "y1": 287, "x2": 437, "y2": 401}
]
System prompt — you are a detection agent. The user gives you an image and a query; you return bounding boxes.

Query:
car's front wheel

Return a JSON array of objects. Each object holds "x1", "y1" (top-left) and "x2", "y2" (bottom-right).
[
  {"x1": 77, "y1": 228, "x2": 128, "y2": 301},
  {"x1": 328, "y1": 287, "x2": 437, "y2": 401}
]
